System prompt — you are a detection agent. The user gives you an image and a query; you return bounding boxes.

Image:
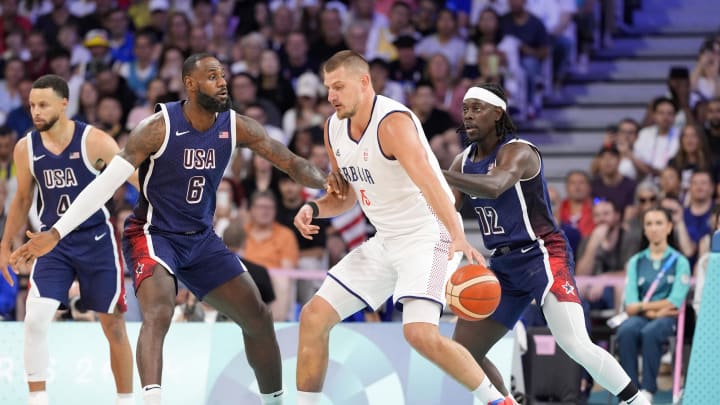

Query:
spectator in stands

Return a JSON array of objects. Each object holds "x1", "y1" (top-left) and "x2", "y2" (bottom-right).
[
  {"x1": 526, "y1": 0, "x2": 576, "y2": 96},
  {"x1": 223, "y1": 221, "x2": 276, "y2": 305},
  {"x1": 464, "y1": 8, "x2": 523, "y2": 110},
  {"x1": 47, "y1": 49, "x2": 82, "y2": 119},
  {"x1": 96, "y1": 96, "x2": 126, "y2": 141},
  {"x1": 268, "y1": 4, "x2": 295, "y2": 52},
  {"x1": 82, "y1": 29, "x2": 114, "y2": 81},
  {"x1": 416, "y1": 9, "x2": 467, "y2": 76},
  {"x1": 116, "y1": 29, "x2": 158, "y2": 102},
  {"x1": 280, "y1": 31, "x2": 319, "y2": 85},
  {"x1": 1, "y1": 28, "x2": 29, "y2": 62},
  {"x1": 231, "y1": 32, "x2": 266, "y2": 77},
  {"x1": 257, "y1": 49, "x2": 296, "y2": 114},
  {"x1": 658, "y1": 166, "x2": 683, "y2": 201},
  {"x1": 347, "y1": 0, "x2": 388, "y2": 33},
  {"x1": 0, "y1": 183, "x2": 17, "y2": 319},
  {"x1": 388, "y1": 35, "x2": 425, "y2": 95},
  {"x1": 126, "y1": 79, "x2": 169, "y2": 130},
  {"x1": 680, "y1": 171, "x2": 715, "y2": 263},
  {"x1": 25, "y1": 31, "x2": 51, "y2": 81},
  {"x1": 230, "y1": 72, "x2": 282, "y2": 127},
  {"x1": 668, "y1": 123, "x2": 712, "y2": 196},
  {"x1": 77, "y1": 0, "x2": 115, "y2": 36},
  {"x1": 214, "y1": 177, "x2": 240, "y2": 238},
  {"x1": 56, "y1": 22, "x2": 90, "y2": 69},
  {"x1": 691, "y1": 40, "x2": 720, "y2": 104},
  {"x1": 165, "y1": 11, "x2": 192, "y2": 54},
  {"x1": 0, "y1": 126, "x2": 16, "y2": 186},
  {"x1": 424, "y1": 53, "x2": 464, "y2": 123},
  {"x1": 548, "y1": 185, "x2": 581, "y2": 256},
  {"x1": 0, "y1": 0, "x2": 32, "y2": 55},
  {"x1": 576, "y1": 200, "x2": 636, "y2": 311},
  {"x1": 633, "y1": 97, "x2": 680, "y2": 179},
  {"x1": 692, "y1": 206, "x2": 720, "y2": 314},
  {"x1": 499, "y1": 0, "x2": 549, "y2": 119},
  {"x1": 408, "y1": 81, "x2": 459, "y2": 169},
  {"x1": 275, "y1": 173, "x2": 330, "y2": 307},
  {"x1": 413, "y1": 0, "x2": 438, "y2": 36},
  {"x1": 282, "y1": 72, "x2": 324, "y2": 139},
  {"x1": 241, "y1": 153, "x2": 283, "y2": 206},
  {"x1": 156, "y1": 46, "x2": 185, "y2": 96},
  {"x1": 73, "y1": 81, "x2": 100, "y2": 127},
  {"x1": 616, "y1": 207, "x2": 691, "y2": 403},
  {"x1": 188, "y1": 25, "x2": 209, "y2": 56},
  {"x1": 704, "y1": 97, "x2": 720, "y2": 163},
  {"x1": 559, "y1": 169, "x2": 594, "y2": 238},
  {"x1": 591, "y1": 144, "x2": 637, "y2": 217},
  {"x1": 666, "y1": 67, "x2": 695, "y2": 128},
  {"x1": 208, "y1": 13, "x2": 233, "y2": 63},
  {"x1": 0, "y1": 57, "x2": 24, "y2": 125},
  {"x1": 366, "y1": 1, "x2": 416, "y2": 62},
  {"x1": 309, "y1": 7, "x2": 348, "y2": 63},
  {"x1": 93, "y1": 66, "x2": 137, "y2": 125},
  {"x1": 616, "y1": 117, "x2": 640, "y2": 179},
  {"x1": 245, "y1": 103, "x2": 289, "y2": 146},
  {"x1": 147, "y1": 0, "x2": 170, "y2": 42},
  {"x1": 344, "y1": 22, "x2": 370, "y2": 58},
  {"x1": 4, "y1": 77, "x2": 32, "y2": 137},
  {"x1": 369, "y1": 58, "x2": 405, "y2": 104},
  {"x1": 244, "y1": 190, "x2": 299, "y2": 321},
  {"x1": 104, "y1": 9, "x2": 134, "y2": 63}
]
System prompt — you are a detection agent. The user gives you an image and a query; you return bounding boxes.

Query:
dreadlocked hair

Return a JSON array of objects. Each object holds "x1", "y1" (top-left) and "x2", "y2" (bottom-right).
[{"x1": 479, "y1": 82, "x2": 517, "y2": 139}]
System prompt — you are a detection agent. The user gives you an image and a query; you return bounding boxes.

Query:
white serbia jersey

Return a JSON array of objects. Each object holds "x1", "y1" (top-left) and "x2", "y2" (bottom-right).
[{"x1": 327, "y1": 95, "x2": 455, "y2": 239}]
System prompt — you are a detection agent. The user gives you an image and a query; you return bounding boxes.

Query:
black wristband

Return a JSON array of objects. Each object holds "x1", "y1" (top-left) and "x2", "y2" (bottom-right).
[{"x1": 306, "y1": 201, "x2": 319, "y2": 218}]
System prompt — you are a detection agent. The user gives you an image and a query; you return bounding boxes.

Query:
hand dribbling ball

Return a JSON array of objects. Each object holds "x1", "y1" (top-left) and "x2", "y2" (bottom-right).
[{"x1": 445, "y1": 264, "x2": 501, "y2": 321}]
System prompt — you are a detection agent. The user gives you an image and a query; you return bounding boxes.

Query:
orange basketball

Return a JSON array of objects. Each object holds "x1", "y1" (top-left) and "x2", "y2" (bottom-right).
[{"x1": 445, "y1": 264, "x2": 501, "y2": 321}]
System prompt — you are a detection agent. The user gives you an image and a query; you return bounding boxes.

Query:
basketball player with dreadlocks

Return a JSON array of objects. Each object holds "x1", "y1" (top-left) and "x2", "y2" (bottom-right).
[{"x1": 444, "y1": 83, "x2": 651, "y2": 405}]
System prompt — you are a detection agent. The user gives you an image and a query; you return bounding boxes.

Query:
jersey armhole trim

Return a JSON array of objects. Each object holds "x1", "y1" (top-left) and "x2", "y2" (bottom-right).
[
  {"x1": 80, "y1": 124, "x2": 100, "y2": 175},
  {"x1": 153, "y1": 103, "x2": 171, "y2": 159},
  {"x1": 376, "y1": 110, "x2": 413, "y2": 161}
]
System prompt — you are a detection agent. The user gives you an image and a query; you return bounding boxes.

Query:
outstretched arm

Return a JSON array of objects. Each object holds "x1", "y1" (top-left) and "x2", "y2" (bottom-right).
[
  {"x1": 443, "y1": 142, "x2": 539, "y2": 199},
  {"x1": 0, "y1": 139, "x2": 36, "y2": 286},
  {"x1": 10, "y1": 114, "x2": 165, "y2": 265},
  {"x1": 236, "y1": 113, "x2": 326, "y2": 189}
]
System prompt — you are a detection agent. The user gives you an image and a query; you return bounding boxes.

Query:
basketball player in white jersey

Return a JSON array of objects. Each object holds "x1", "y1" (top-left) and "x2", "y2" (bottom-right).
[{"x1": 293, "y1": 51, "x2": 513, "y2": 405}]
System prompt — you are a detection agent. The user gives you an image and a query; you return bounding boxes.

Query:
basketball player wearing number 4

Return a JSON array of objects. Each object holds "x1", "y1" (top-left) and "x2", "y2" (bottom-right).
[
  {"x1": 293, "y1": 50, "x2": 512, "y2": 405},
  {"x1": 444, "y1": 83, "x2": 651, "y2": 405}
]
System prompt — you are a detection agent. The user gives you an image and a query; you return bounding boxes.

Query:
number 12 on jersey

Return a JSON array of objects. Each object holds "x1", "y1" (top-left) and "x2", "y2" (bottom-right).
[{"x1": 474, "y1": 206, "x2": 505, "y2": 235}]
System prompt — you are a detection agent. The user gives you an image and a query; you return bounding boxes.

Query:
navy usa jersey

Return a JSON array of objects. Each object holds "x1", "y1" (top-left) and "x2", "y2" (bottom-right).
[
  {"x1": 461, "y1": 137, "x2": 561, "y2": 250},
  {"x1": 133, "y1": 101, "x2": 235, "y2": 233},
  {"x1": 28, "y1": 120, "x2": 108, "y2": 231}
]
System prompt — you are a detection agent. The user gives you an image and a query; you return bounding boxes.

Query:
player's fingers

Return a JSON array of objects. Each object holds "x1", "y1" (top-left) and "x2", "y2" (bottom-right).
[{"x1": 1, "y1": 269, "x2": 13, "y2": 287}]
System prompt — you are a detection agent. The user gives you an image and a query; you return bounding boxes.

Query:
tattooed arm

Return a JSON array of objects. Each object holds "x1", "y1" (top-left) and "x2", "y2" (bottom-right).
[{"x1": 235, "y1": 113, "x2": 326, "y2": 189}]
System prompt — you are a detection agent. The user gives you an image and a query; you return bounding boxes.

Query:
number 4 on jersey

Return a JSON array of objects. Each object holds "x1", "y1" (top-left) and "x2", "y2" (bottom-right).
[{"x1": 360, "y1": 189, "x2": 371, "y2": 206}]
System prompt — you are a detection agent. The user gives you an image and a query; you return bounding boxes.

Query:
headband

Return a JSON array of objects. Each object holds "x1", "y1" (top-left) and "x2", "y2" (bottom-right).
[{"x1": 463, "y1": 87, "x2": 507, "y2": 111}]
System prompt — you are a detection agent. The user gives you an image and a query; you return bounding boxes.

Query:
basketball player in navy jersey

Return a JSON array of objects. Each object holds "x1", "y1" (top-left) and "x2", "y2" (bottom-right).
[
  {"x1": 443, "y1": 83, "x2": 651, "y2": 405},
  {"x1": 12, "y1": 54, "x2": 330, "y2": 405},
  {"x1": 293, "y1": 51, "x2": 512, "y2": 405},
  {"x1": 0, "y1": 75, "x2": 135, "y2": 405}
]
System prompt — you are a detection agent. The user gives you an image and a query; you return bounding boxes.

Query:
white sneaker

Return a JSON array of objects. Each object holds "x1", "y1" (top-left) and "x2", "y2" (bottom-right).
[{"x1": 639, "y1": 389, "x2": 653, "y2": 403}]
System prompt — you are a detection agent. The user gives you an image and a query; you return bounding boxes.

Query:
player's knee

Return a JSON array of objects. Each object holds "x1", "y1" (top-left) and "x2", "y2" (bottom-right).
[
  {"x1": 142, "y1": 304, "x2": 174, "y2": 330},
  {"x1": 102, "y1": 316, "x2": 129, "y2": 343},
  {"x1": 403, "y1": 323, "x2": 440, "y2": 354},
  {"x1": 299, "y1": 299, "x2": 336, "y2": 335}
]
